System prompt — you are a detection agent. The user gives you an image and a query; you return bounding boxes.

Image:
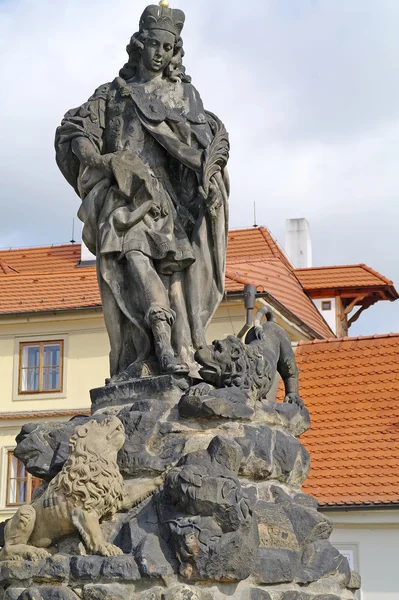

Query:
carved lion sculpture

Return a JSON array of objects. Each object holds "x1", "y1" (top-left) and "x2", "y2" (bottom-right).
[
  {"x1": 1, "y1": 416, "x2": 131, "y2": 561},
  {"x1": 179, "y1": 315, "x2": 304, "y2": 420}
]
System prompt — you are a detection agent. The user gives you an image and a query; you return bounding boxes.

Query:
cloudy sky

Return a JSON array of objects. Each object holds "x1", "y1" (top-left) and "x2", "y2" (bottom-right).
[{"x1": 1, "y1": 0, "x2": 398, "y2": 335}]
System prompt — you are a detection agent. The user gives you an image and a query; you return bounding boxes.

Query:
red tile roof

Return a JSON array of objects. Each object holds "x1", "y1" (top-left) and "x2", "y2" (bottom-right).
[
  {"x1": 296, "y1": 264, "x2": 398, "y2": 297},
  {"x1": 227, "y1": 226, "x2": 293, "y2": 269},
  {"x1": 0, "y1": 244, "x2": 80, "y2": 275},
  {"x1": 1, "y1": 227, "x2": 395, "y2": 342},
  {"x1": 0, "y1": 270, "x2": 101, "y2": 314},
  {"x1": 281, "y1": 334, "x2": 399, "y2": 506},
  {"x1": 0, "y1": 229, "x2": 332, "y2": 338},
  {"x1": 226, "y1": 259, "x2": 333, "y2": 338}
]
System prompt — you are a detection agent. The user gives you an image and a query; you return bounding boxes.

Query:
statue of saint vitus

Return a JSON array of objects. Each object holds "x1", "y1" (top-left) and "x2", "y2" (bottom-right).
[{"x1": 55, "y1": 3, "x2": 229, "y2": 381}]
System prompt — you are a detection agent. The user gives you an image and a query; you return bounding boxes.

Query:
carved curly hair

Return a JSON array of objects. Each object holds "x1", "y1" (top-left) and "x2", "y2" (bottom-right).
[
  {"x1": 218, "y1": 336, "x2": 273, "y2": 396},
  {"x1": 119, "y1": 30, "x2": 191, "y2": 83},
  {"x1": 48, "y1": 420, "x2": 125, "y2": 521}
]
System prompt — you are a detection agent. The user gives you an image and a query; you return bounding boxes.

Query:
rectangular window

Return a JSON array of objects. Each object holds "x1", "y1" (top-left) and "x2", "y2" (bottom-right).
[
  {"x1": 322, "y1": 301, "x2": 332, "y2": 311},
  {"x1": 19, "y1": 341, "x2": 63, "y2": 395},
  {"x1": 6, "y1": 451, "x2": 42, "y2": 506}
]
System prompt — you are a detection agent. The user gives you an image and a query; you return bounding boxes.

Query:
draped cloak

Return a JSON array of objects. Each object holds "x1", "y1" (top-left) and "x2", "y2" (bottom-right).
[{"x1": 55, "y1": 76, "x2": 229, "y2": 377}]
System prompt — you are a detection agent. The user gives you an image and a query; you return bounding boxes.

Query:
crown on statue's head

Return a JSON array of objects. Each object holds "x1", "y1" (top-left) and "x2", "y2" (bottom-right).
[{"x1": 140, "y1": 4, "x2": 185, "y2": 38}]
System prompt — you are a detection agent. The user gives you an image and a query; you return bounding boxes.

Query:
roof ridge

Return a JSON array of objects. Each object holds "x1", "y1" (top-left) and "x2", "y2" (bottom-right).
[
  {"x1": 0, "y1": 243, "x2": 81, "y2": 253},
  {"x1": 295, "y1": 264, "x2": 393, "y2": 284},
  {"x1": 298, "y1": 332, "x2": 399, "y2": 346},
  {"x1": 227, "y1": 255, "x2": 282, "y2": 264},
  {"x1": 295, "y1": 264, "x2": 365, "y2": 272},
  {"x1": 0, "y1": 268, "x2": 95, "y2": 279}
]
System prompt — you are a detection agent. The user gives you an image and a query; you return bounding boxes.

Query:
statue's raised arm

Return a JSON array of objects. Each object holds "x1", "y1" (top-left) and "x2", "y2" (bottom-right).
[{"x1": 55, "y1": 2, "x2": 230, "y2": 382}]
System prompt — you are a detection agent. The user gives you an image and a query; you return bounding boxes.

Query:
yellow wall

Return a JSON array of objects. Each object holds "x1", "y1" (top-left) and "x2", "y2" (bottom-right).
[{"x1": 0, "y1": 302, "x2": 250, "y2": 416}]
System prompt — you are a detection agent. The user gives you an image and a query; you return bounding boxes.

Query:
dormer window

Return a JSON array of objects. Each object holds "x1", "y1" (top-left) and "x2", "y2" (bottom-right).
[{"x1": 322, "y1": 301, "x2": 332, "y2": 311}]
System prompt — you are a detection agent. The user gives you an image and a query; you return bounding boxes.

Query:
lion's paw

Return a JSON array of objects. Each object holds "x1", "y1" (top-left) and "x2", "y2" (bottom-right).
[
  {"x1": 26, "y1": 547, "x2": 51, "y2": 561},
  {"x1": 96, "y1": 543, "x2": 124, "y2": 557},
  {"x1": 284, "y1": 393, "x2": 304, "y2": 410}
]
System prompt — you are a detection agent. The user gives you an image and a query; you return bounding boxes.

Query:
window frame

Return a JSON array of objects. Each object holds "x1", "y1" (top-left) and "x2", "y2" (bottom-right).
[
  {"x1": 18, "y1": 340, "x2": 64, "y2": 396},
  {"x1": 5, "y1": 450, "x2": 42, "y2": 507},
  {"x1": 322, "y1": 300, "x2": 332, "y2": 311},
  {"x1": 13, "y1": 334, "x2": 68, "y2": 402}
]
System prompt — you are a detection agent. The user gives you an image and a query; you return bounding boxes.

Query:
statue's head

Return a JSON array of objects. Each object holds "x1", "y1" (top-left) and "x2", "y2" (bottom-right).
[{"x1": 120, "y1": 4, "x2": 190, "y2": 83}]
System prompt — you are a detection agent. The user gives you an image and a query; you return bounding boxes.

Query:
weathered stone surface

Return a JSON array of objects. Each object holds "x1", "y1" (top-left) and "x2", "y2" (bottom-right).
[
  {"x1": 100, "y1": 556, "x2": 141, "y2": 581},
  {"x1": 91, "y1": 377, "x2": 186, "y2": 413},
  {"x1": 300, "y1": 541, "x2": 351, "y2": 584},
  {"x1": 348, "y1": 570, "x2": 361, "y2": 590},
  {"x1": 14, "y1": 416, "x2": 91, "y2": 480},
  {"x1": 0, "y1": 560, "x2": 43, "y2": 583},
  {"x1": 253, "y1": 548, "x2": 299, "y2": 584},
  {"x1": 117, "y1": 400, "x2": 186, "y2": 477},
  {"x1": 83, "y1": 583, "x2": 130, "y2": 600},
  {"x1": 274, "y1": 430, "x2": 310, "y2": 485},
  {"x1": 292, "y1": 492, "x2": 319, "y2": 510},
  {"x1": 3, "y1": 588, "x2": 27, "y2": 600},
  {"x1": 18, "y1": 587, "x2": 80, "y2": 600},
  {"x1": 37, "y1": 555, "x2": 70, "y2": 582},
  {"x1": 115, "y1": 495, "x2": 176, "y2": 578},
  {"x1": 280, "y1": 593, "x2": 311, "y2": 600},
  {"x1": 179, "y1": 386, "x2": 254, "y2": 421},
  {"x1": 282, "y1": 504, "x2": 333, "y2": 546},
  {"x1": 273, "y1": 402, "x2": 311, "y2": 437},
  {"x1": 160, "y1": 586, "x2": 203, "y2": 600},
  {"x1": 255, "y1": 501, "x2": 299, "y2": 551},
  {"x1": 250, "y1": 589, "x2": 273, "y2": 600},
  {"x1": 159, "y1": 436, "x2": 259, "y2": 582},
  {"x1": 236, "y1": 426, "x2": 273, "y2": 480},
  {"x1": 70, "y1": 556, "x2": 103, "y2": 581}
]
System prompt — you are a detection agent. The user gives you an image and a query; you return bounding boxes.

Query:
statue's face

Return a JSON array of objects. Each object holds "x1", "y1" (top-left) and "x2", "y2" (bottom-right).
[{"x1": 141, "y1": 29, "x2": 175, "y2": 73}]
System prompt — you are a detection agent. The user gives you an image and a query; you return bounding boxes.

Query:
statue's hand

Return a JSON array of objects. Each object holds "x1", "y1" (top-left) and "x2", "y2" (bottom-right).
[{"x1": 284, "y1": 393, "x2": 305, "y2": 410}]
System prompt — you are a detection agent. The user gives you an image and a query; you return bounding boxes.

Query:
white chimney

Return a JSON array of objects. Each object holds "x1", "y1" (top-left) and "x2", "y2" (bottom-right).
[{"x1": 285, "y1": 218, "x2": 312, "y2": 268}]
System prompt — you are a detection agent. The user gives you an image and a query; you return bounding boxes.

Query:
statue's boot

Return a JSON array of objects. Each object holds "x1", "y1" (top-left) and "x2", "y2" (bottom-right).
[{"x1": 152, "y1": 318, "x2": 189, "y2": 375}]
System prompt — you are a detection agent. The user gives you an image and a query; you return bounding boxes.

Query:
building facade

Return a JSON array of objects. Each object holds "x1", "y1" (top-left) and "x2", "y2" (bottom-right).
[{"x1": 1, "y1": 225, "x2": 398, "y2": 600}]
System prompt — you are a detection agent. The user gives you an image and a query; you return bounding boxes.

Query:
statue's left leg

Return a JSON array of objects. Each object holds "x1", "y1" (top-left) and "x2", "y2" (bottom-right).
[
  {"x1": 71, "y1": 508, "x2": 123, "y2": 557},
  {"x1": 125, "y1": 251, "x2": 189, "y2": 374}
]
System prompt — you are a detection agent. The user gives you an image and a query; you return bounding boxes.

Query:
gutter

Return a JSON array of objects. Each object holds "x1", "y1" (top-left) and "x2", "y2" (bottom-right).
[
  {"x1": 320, "y1": 503, "x2": 399, "y2": 511},
  {"x1": 0, "y1": 306, "x2": 103, "y2": 320}
]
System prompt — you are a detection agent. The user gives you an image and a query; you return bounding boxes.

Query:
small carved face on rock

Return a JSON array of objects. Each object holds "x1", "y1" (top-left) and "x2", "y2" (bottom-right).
[{"x1": 141, "y1": 29, "x2": 175, "y2": 73}]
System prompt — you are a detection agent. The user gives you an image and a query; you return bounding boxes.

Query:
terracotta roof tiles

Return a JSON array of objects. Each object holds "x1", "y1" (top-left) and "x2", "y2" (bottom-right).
[
  {"x1": 295, "y1": 264, "x2": 397, "y2": 296},
  {"x1": 226, "y1": 259, "x2": 333, "y2": 338},
  {"x1": 277, "y1": 334, "x2": 399, "y2": 506}
]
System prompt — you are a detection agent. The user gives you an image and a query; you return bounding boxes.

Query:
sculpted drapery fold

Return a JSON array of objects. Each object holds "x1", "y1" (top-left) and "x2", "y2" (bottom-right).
[{"x1": 55, "y1": 49, "x2": 229, "y2": 379}]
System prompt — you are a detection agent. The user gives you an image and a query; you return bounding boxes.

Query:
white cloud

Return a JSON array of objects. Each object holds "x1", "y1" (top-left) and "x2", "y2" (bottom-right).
[{"x1": 0, "y1": 0, "x2": 398, "y2": 334}]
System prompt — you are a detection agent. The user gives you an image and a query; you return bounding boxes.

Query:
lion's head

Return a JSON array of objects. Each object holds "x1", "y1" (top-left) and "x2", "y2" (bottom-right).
[
  {"x1": 48, "y1": 416, "x2": 125, "y2": 520},
  {"x1": 195, "y1": 336, "x2": 272, "y2": 397}
]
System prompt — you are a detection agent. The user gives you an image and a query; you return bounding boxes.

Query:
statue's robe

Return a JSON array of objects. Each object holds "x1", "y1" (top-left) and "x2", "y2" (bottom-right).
[{"x1": 55, "y1": 76, "x2": 229, "y2": 376}]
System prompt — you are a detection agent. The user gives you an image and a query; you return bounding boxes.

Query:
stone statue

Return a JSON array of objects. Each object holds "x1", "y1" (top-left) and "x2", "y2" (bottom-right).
[
  {"x1": 158, "y1": 436, "x2": 259, "y2": 582},
  {"x1": 0, "y1": 417, "x2": 160, "y2": 561},
  {"x1": 55, "y1": 2, "x2": 230, "y2": 381},
  {"x1": 179, "y1": 313, "x2": 304, "y2": 420}
]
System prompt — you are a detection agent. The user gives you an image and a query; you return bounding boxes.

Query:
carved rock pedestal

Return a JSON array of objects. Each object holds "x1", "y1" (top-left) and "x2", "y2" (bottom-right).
[{"x1": 0, "y1": 374, "x2": 360, "y2": 600}]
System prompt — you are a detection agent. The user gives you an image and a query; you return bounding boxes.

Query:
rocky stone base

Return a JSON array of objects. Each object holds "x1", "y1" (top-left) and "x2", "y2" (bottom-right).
[
  {"x1": 2, "y1": 375, "x2": 360, "y2": 600},
  {"x1": 1, "y1": 574, "x2": 359, "y2": 600}
]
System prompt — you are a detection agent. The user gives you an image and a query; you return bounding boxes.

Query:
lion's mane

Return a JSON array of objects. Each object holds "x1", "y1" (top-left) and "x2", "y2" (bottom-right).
[
  {"x1": 48, "y1": 421, "x2": 124, "y2": 521},
  {"x1": 216, "y1": 336, "x2": 273, "y2": 398}
]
